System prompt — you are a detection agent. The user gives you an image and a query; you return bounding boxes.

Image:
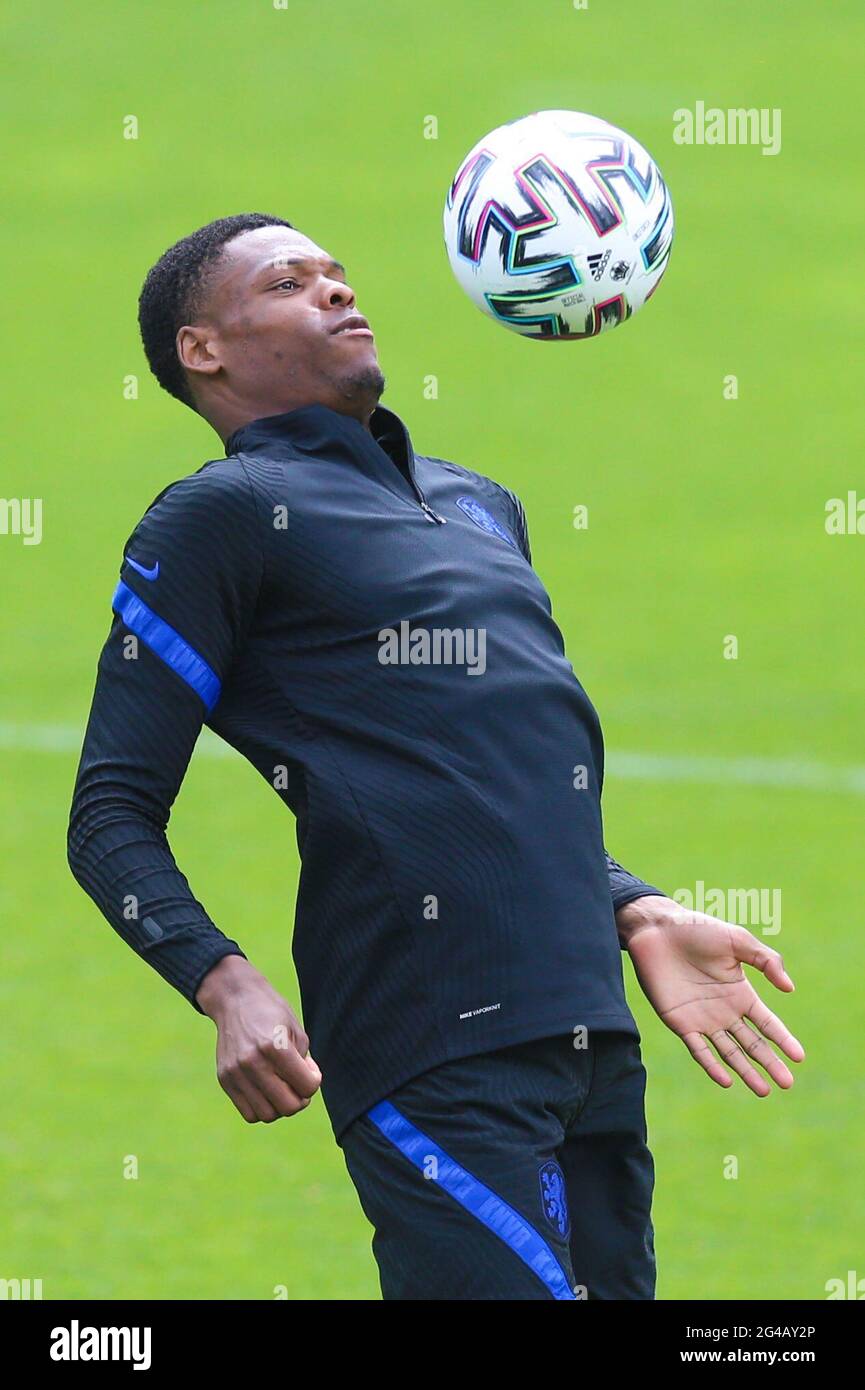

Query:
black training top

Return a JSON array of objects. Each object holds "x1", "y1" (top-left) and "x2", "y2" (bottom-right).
[{"x1": 68, "y1": 402, "x2": 663, "y2": 1140}]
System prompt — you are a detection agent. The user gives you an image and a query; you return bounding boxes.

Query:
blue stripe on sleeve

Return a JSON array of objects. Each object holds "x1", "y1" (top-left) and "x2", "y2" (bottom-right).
[
  {"x1": 112, "y1": 579, "x2": 222, "y2": 713},
  {"x1": 367, "y1": 1099, "x2": 576, "y2": 1300}
]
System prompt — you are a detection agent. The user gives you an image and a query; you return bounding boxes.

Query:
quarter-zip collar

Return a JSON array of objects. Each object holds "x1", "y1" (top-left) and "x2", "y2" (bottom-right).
[
  {"x1": 226, "y1": 402, "x2": 417, "y2": 486},
  {"x1": 225, "y1": 401, "x2": 447, "y2": 525}
]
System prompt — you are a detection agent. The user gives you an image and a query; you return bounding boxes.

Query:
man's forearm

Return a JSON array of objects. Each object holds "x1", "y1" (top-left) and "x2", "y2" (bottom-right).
[{"x1": 68, "y1": 794, "x2": 247, "y2": 1008}]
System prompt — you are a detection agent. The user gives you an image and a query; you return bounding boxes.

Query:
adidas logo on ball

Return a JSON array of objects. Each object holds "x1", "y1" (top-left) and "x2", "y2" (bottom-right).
[{"x1": 587, "y1": 250, "x2": 611, "y2": 281}]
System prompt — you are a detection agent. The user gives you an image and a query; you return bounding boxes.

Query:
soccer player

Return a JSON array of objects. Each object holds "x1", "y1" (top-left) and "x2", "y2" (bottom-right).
[{"x1": 68, "y1": 213, "x2": 804, "y2": 1301}]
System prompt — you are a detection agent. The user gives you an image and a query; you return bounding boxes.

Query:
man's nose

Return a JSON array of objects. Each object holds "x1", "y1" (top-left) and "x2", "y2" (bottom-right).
[{"x1": 323, "y1": 277, "x2": 355, "y2": 308}]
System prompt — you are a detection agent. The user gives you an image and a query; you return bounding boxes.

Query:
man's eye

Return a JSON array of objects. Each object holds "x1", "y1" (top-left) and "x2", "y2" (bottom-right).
[{"x1": 274, "y1": 278, "x2": 299, "y2": 290}]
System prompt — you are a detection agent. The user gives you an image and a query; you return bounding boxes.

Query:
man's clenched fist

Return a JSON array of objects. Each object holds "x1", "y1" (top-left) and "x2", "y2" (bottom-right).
[{"x1": 196, "y1": 955, "x2": 322, "y2": 1122}]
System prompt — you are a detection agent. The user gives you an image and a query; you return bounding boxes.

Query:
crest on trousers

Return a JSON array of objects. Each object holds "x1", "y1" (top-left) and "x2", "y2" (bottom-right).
[{"x1": 539, "y1": 1160, "x2": 570, "y2": 1238}]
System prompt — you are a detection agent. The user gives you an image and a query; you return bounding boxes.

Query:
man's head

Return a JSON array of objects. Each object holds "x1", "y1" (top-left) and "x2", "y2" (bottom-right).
[{"x1": 138, "y1": 213, "x2": 385, "y2": 441}]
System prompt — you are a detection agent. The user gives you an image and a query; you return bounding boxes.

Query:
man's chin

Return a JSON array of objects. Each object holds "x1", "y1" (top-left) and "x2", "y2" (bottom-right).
[{"x1": 336, "y1": 363, "x2": 386, "y2": 405}]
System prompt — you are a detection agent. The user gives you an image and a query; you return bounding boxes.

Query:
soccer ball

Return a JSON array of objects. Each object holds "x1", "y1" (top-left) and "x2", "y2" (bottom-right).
[{"x1": 443, "y1": 109, "x2": 674, "y2": 340}]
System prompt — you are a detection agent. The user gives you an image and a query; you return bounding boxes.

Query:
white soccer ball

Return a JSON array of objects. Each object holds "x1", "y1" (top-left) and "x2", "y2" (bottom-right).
[{"x1": 443, "y1": 109, "x2": 674, "y2": 340}]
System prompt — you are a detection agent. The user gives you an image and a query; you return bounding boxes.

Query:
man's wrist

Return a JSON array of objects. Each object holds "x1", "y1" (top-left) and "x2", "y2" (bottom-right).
[
  {"x1": 195, "y1": 952, "x2": 260, "y2": 1019},
  {"x1": 615, "y1": 893, "x2": 682, "y2": 949}
]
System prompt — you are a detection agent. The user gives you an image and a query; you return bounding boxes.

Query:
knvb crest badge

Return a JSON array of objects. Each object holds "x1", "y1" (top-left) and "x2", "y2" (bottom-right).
[
  {"x1": 539, "y1": 1160, "x2": 570, "y2": 1238},
  {"x1": 455, "y1": 496, "x2": 518, "y2": 550}
]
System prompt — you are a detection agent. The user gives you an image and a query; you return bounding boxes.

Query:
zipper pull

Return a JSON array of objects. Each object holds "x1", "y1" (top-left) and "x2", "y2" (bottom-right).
[{"x1": 419, "y1": 500, "x2": 447, "y2": 525}]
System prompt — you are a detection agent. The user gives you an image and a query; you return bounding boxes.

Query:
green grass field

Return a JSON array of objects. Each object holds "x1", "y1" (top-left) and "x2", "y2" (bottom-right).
[{"x1": 1, "y1": 0, "x2": 863, "y2": 1299}]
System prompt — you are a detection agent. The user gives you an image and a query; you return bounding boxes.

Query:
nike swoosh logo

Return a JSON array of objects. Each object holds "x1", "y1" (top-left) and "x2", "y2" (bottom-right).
[{"x1": 126, "y1": 556, "x2": 160, "y2": 581}]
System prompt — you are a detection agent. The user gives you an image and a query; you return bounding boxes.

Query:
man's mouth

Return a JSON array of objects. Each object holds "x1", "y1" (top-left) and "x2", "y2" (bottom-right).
[{"x1": 331, "y1": 313, "x2": 374, "y2": 337}]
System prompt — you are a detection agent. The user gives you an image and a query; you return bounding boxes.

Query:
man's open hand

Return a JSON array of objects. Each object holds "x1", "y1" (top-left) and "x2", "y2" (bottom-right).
[
  {"x1": 616, "y1": 896, "x2": 805, "y2": 1096},
  {"x1": 196, "y1": 955, "x2": 322, "y2": 1122}
]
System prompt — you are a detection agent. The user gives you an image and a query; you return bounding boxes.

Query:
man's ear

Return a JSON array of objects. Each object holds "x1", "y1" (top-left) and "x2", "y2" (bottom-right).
[{"x1": 176, "y1": 324, "x2": 222, "y2": 381}]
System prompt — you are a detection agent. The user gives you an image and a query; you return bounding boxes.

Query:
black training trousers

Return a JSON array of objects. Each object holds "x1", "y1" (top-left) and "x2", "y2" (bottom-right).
[{"x1": 339, "y1": 1030, "x2": 656, "y2": 1300}]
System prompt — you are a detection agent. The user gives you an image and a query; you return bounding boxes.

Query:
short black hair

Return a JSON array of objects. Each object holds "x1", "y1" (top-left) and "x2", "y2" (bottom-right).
[{"x1": 138, "y1": 212, "x2": 294, "y2": 407}]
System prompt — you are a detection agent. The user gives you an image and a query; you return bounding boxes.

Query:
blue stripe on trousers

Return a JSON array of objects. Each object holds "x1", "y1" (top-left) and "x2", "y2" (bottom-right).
[{"x1": 367, "y1": 1099, "x2": 576, "y2": 1301}]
